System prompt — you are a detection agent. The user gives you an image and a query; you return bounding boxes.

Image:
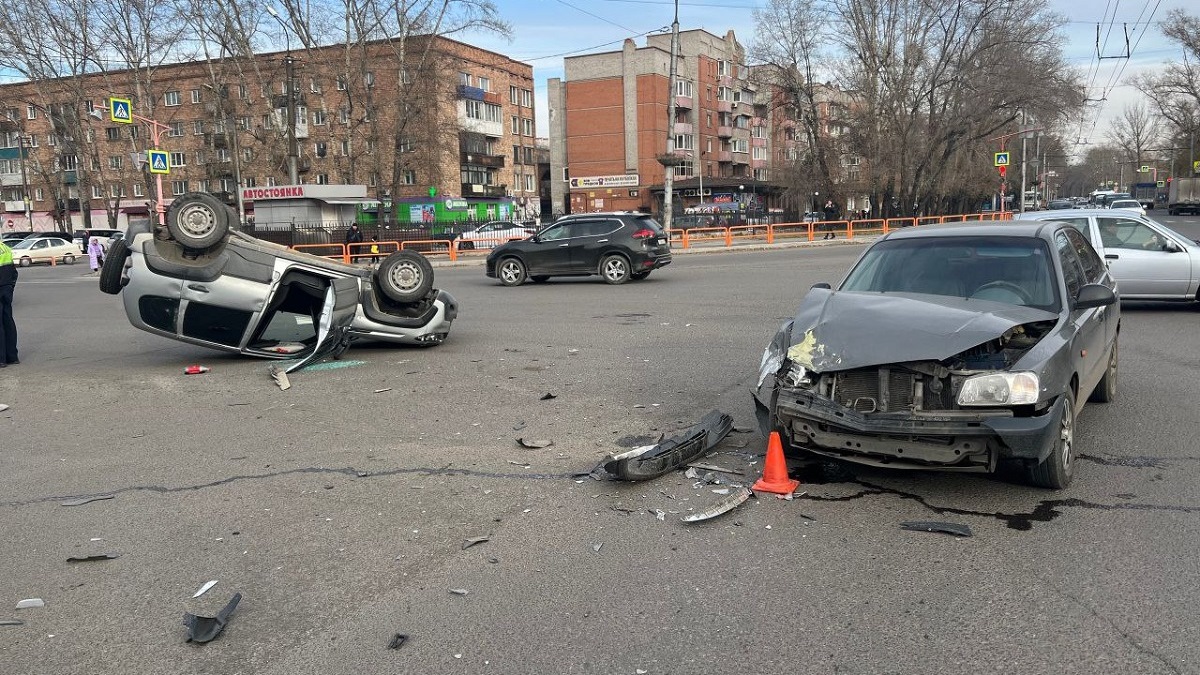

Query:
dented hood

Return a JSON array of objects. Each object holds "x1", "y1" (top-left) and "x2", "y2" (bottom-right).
[{"x1": 787, "y1": 289, "x2": 1059, "y2": 372}]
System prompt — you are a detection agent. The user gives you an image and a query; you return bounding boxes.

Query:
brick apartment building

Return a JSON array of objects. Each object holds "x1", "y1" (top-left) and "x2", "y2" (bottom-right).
[
  {"x1": 0, "y1": 35, "x2": 538, "y2": 232},
  {"x1": 547, "y1": 29, "x2": 793, "y2": 219}
]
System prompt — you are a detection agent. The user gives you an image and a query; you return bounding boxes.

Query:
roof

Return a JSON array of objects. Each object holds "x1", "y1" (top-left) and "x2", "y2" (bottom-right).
[
  {"x1": 882, "y1": 221, "x2": 1056, "y2": 240},
  {"x1": 1013, "y1": 208, "x2": 1139, "y2": 219}
]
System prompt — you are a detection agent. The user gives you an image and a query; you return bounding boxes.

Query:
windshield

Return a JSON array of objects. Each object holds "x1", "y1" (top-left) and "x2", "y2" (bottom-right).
[
  {"x1": 10, "y1": 239, "x2": 37, "y2": 250},
  {"x1": 841, "y1": 236, "x2": 1061, "y2": 311}
]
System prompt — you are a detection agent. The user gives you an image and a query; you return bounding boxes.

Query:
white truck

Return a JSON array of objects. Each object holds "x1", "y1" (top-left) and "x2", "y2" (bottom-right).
[{"x1": 1168, "y1": 177, "x2": 1200, "y2": 216}]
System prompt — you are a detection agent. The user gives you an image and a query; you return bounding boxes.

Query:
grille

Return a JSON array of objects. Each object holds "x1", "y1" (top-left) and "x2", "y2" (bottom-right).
[{"x1": 830, "y1": 368, "x2": 917, "y2": 412}]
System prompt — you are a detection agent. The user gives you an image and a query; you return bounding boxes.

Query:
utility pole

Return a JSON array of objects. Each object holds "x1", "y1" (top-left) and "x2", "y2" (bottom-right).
[
  {"x1": 266, "y1": 4, "x2": 300, "y2": 185},
  {"x1": 1019, "y1": 109, "x2": 1028, "y2": 213},
  {"x1": 661, "y1": 0, "x2": 680, "y2": 230},
  {"x1": 18, "y1": 131, "x2": 32, "y2": 231}
]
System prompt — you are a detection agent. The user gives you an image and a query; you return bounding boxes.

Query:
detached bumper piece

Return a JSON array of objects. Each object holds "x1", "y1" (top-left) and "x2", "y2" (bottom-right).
[{"x1": 603, "y1": 410, "x2": 734, "y2": 481}]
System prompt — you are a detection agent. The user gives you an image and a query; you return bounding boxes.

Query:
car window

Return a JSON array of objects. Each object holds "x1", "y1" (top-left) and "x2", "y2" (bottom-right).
[
  {"x1": 1097, "y1": 217, "x2": 1162, "y2": 251},
  {"x1": 633, "y1": 216, "x2": 666, "y2": 234},
  {"x1": 840, "y1": 236, "x2": 1060, "y2": 310},
  {"x1": 582, "y1": 219, "x2": 620, "y2": 237},
  {"x1": 1064, "y1": 228, "x2": 1104, "y2": 283},
  {"x1": 1055, "y1": 232, "x2": 1084, "y2": 300},
  {"x1": 33, "y1": 239, "x2": 48, "y2": 249},
  {"x1": 539, "y1": 223, "x2": 571, "y2": 241}
]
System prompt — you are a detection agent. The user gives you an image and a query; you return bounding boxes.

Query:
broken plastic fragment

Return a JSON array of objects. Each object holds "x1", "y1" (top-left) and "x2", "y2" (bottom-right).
[
  {"x1": 60, "y1": 494, "x2": 114, "y2": 507},
  {"x1": 268, "y1": 366, "x2": 291, "y2": 391},
  {"x1": 653, "y1": 509, "x2": 666, "y2": 521},
  {"x1": 192, "y1": 580, "x2": 219, "y2": 598},
  {"x1": 0, "y1": 404, "x2": 9, "y2": 413},
  {"x1": 462, "y1": 536, "x2": 490, "y2": 550},
  {"x1": 374, "y1": 388, "x2": 393, "y2": 394},
  {"x1": 681, "y1": 487, "x2": 753, "y2": 523},
  {"x1": 15, "y1": 599, "x2": 45, "y2": 610},
  {"x1": 388, "y1": 633, "x2": 408, "y2": 650},
  {"x1": 0, "y1": 619, "x2": 24, "y2": 626},
  {"x1": 592, "y1": 543, "x2": 603, "y2": 553},
  {"x1": 66, "y1": 553, "x2": 121, "y2": 563},
  {"x1": 900, "y1": 521, "x2": 973, "y2": 537},
  {"x1": 448, "y1": 589, "x2": 469, "y2": 596},
  {"x1": 518, "y1": 438, "x2": 554, "y2": 449},
  {"x1": 603, "y1": 410, "x2": 733, "y2": 481},
  {"x1": 539, "y1": 392, "x2": 557, "y2": 400},
  {"x1": 183, "y1": 593, "x2": 242, "y2": 644}
]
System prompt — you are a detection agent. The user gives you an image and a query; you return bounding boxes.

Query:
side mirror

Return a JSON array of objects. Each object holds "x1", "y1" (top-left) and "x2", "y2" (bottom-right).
[
  {"x1": 1074, "y1": 283, "x2": 1117, "y2": 309},
  {"x1": 811, "y1": 282, "x2": 832, "y2": 290},
  {"x1": 1162, "y1": 241, "x2": 1180, "y2": 253}
]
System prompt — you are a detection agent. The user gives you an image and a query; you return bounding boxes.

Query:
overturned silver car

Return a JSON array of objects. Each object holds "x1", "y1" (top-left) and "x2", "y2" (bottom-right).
[
  {"x1": 753, "y1": 223, "x2": 1120, "y2": 488},
  {"x1": 100, "y1": 192, "x2": 457, "y2": 371}
]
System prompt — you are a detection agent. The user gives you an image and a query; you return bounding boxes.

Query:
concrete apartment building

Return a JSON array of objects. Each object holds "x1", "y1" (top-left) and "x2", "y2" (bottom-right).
[
  {"x1": 547, "y1": 29, "x2": 789, "y2": 218},
  {"x1": 0, "y1": 36, "x2": 538, "y2": 231}
]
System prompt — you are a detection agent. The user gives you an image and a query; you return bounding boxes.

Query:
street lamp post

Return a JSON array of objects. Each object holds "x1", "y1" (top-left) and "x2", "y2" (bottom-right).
[
  {"x1": 18, "y1": 133, "x2": 32, "y2": 231},
  {"x1": 265, "y1": 3, "x2": 300, "y2": 186},
  {"x1": 92, "y1": 108, "x2": 170, "y2": 226}
]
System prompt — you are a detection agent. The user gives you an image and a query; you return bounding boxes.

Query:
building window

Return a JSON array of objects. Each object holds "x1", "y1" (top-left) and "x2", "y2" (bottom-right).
[
  {"x1": 510, "y1": 85, "x2": 519, "y2": 103},
  {"x1": 718, "y1": 60, "x2": 730, "y2": 77},
  {"x1": 109, "y1": 156, "x2": 123, "y2": 170},
  {"x1": 459, "y1": 72, "x2": 471, "y2": 86},
  {"x1": 315, "y1": 142, "x2": 328, "y2": 157},
  {"x1": 752, "y1": 146, "x2": 767, "y2": 160},
  {"x1": 464, "y1": 100, "x2": 484, "y2": 120},
  {"x1": 237, "y1": 84, "x2": 249, "y2": 100},
  {"x1": 731, "y1": 139, "x2": 748, "y2": 153},
  {"x1": 194, "y1": 150, "x2": 205, "y2": 163},
  {"x1": 216, "y1": 148, "x2": 230, "y2": 162},
  {"x1": 266, "y1": 176, "x2": 277, "y2": 187},
  {"x1": 262, "y1": 114, "x2": 273, "y2": 129},
  {"x1": 522, "y1": 89, "x2": 533, "y2": 107},
  {"x1": 27, "y1": 105, "x2": 37, "y2": 120},
  {"x1": 47, "y1": 134, "x2": 57, "y2": 147},
  {"x1": 339, "y1": 108, "x2": 349, "y2": 125},
  {"x1": 164, "y1": 91, "x2": 181, "y2": 106},
  {"x1": 368, "y1": 172, "x2": 378, "y2": 187},
  {"x1": 236, "y1": 116, "x2": 250, "y2": 130},
  {"x1": 340, "y1": 139, "x2": 350, "y2": 156},
  {"x1": 244, "y1": 177, "x2": 256, "y2": 188},
  {"x1": 35, "y1": 188, "x2": 44, "y2": 201},
  {"x1": 133, "y1": 184, "x2": 144, "y2": 197},
  {"x1": 89, "y1": 157, "x2": 100, "y2": 171},
  {"x1": 171, "y1": 180, "x2": 187, "y2": 196},
  {"x1": 364, "y1": 72, "x2": 375, "y2": 88},
  {"x1": 676, "y1": 80, "x2": 693, "y2": 97},
  {"x1": 400, "y1": 68, "x2": 411, "y2": 85},
  {"x1": 522, "y1": 118, "x2": 534, "y2": 136},
  {"x1": 401, "y1": 170, "x2": 416, "y2": 185},
  {"x1": 673, "y1": 164, "x2": 690, "y2": 177},
  {"x1": 190, "y1": 89, "x2": 202, "y2": 104},
  {"x1": 243, "y1": 148, "x2": 252, "y2": 162},
  {"x1": 398, "y1": 139, "x2": 413, "y2": 153},
  {"x1": 316, "y1": 173, "x2": 329, "y2": 185},
  {"x1": 336, "y1": 75, "x2": 347, "y2": 91},
  {"x1": 524, "y1": 174, "x2": 535, "y2": 192},
  {"x1": 129, "y1": 126, "x2": 139, "y2": 139},
  {"x1": 309, "y1": 78, "x2": 321, "y2": 93},
  {"x1": 511, "y1": 115, "x2": 519, "y2": 133},
  {"x1": 524, "y1": 147, "x2": 534, "y2": 165},
  {"x1": 513, "y1": 145, "x2": 521, "y2": 164},
  {"x1": 168, "y1": 122, "x2": 184, "y2": 137},
  {"x1": 192, "y1": 120, "x2": 204, "y2": 135},
  {"x1": 673, "y1": 134, "x2": 694, "y2": 151},
  {"x1": 111, "y1": 184, "x2": 126, "y2": 198},
  {"x1": 751, "y1": 125, "x2": 765, "y2": 138},
  {"x1": 92, "y1": 185, "x2": 103, "y2": 199},
  {"x1": 170, "y1": 152, "x2": 186, "y2": 167},
  {"x1": 312, "y1": 110, "x2": 327, "y2": 126},
  {"x1": 478, "y1": 76, "x2": 490, "y2": 92},
  {"x1": 562, "y1": 167, "x2": 569, "y2": 182}
]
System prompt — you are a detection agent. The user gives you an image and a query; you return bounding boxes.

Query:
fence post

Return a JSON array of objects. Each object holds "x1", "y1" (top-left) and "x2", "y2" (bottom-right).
[
  {"x1": 846, "y1": 219, "x2": 853, "y2": 240},
  {"x1": 767, "y1": 224, "x2": 774, "y2": 245},
  {"x1": 682, "y1": 229, "x2": 690, "y2": 250},
  {"x1": 342, "y1": 244, "x2": 350, "y2": 264},
  {"x1": 724, "y1": 227, "x2": 732, "y2": 247},
  {"x1": 448, "y1": 240, "x2": 457, "y2": 262}
]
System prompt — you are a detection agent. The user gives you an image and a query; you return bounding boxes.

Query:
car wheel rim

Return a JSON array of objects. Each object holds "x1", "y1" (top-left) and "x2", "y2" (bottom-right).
[
  {"x1": 1060, "y1": 402, "x2": 1074, "y2": 471},
  {"x1": 500, "y1": 261, "x2": 521, "y2": 283},
  {"x1": 604, "y1": 258, "x2": 626, "y2": 280},
  {"x1": 177, "y1": 203, "x2": 217, "y2": 239},
  {"x1": 388, "y1": 261, "x2": 423, "y2": 292}
]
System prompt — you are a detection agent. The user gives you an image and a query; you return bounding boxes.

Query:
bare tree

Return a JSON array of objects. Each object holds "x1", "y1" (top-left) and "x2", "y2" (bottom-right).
[
  {"x1": 1135, "y1": 9, "x2": 1200, "y2": 177},
  {"x1": 1105, "y1": 102, "x2": 1160, "y2": 174}
]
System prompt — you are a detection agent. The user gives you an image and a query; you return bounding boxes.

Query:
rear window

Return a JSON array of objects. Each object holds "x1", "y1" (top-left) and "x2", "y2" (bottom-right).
[
  {"x1": 841, "y1": 236, "x2": 1060, "y2": 311},
  {"x1": 633, "y1": 216, "x2": 665, "y2": 234}
]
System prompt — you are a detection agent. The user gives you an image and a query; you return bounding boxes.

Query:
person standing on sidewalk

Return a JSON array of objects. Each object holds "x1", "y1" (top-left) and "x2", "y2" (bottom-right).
[
  {"x1": 822, "y1": 200, "x2": 839, "y2": 240},
  {"x1": 0, "y1": 239, "x2": 18, "y2": 367},
  {"x1": 345, "y1": 224, "x2": 364, "y2": 261}
]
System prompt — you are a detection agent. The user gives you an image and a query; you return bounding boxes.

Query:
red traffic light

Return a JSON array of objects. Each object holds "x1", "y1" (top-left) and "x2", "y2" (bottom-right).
[{"x1": 998, "y1": 165, "x2": 1007, "y2": 177}]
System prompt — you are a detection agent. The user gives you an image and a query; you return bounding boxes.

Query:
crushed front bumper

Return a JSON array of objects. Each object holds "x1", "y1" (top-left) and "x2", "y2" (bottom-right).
[{"x1": 765, "y1": 388, "x2": 1065, "y2": 471}]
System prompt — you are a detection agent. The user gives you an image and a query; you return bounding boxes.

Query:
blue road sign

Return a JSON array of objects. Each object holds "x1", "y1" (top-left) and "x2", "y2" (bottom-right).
[
  {"x1": 148, "y1": 150, "x2": 169, "y2": 174},
  {"x1": 110, "y1": 97, "x2": 133, "y2": 124},
  {"x1": 994, "y1": 152, "x2": 1010, "y2": 167}
]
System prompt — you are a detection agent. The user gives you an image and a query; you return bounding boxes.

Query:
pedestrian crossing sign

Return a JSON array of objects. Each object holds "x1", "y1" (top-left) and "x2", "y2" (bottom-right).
[
  {"x1": 110, "y1": 97, "x2": 133, "y2": 124},
  {"x1": 994, "y1": 152, "x2": 1010, "y2": 167},
  {"x1": 147, "y1": 150, "x2": 169, "y2": 174}
]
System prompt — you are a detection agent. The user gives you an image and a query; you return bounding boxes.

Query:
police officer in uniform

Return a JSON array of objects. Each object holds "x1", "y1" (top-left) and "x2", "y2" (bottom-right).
[{"x1": 0, "y1": 238, "x2": 18, "y2": 367}]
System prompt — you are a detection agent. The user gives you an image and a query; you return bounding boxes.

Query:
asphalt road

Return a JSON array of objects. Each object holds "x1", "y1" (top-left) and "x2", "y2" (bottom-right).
[{"x1": 2, "y1": 218, "x2": 1199, "y2": 675}]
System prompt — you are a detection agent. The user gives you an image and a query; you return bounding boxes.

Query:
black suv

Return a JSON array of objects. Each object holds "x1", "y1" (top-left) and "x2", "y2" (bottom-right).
[{"x1": 485, "y1": 212, "x2": 672, "y2": 286}]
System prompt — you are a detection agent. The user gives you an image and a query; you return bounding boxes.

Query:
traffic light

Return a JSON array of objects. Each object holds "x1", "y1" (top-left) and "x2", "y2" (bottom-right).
[{"x1": 998, "y1": 165, "x2": 1007, "y2": 177}]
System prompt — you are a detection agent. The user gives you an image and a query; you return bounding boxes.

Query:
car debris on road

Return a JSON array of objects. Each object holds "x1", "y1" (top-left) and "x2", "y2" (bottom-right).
[
  {"x1": 597, "y1": 410, "x2": 733, "y2": 481},
  {"x1": 183, "y1": 593, "x2": 242, "y2": 644}
]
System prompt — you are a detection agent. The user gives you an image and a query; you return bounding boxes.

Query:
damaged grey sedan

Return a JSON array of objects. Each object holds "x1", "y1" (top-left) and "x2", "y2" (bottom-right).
[{"x1": 753, "y1": 222, "x2": 1119, "y2": 488}]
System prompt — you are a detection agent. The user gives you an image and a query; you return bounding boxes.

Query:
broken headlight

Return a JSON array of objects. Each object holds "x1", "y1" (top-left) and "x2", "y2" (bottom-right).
[{"x1": 956, "y1": 371, "x2": 1039, "y2": 406}]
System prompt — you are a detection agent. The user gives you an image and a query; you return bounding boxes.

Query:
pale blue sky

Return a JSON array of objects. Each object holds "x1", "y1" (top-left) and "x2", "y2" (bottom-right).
[{"x1": 465, "y1": 0, "x2": 1193, "y2": 156}]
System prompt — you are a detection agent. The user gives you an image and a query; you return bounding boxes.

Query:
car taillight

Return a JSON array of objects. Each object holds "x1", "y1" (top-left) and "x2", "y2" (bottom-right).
[{"x1": 632, "y1": 228, "x2": 655, "y2": 240}]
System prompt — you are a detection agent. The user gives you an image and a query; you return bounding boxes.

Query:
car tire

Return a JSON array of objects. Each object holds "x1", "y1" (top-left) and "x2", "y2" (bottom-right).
[
  {"x1": 99, "y1": 238, "x2": 131, "y2": 295},
  {"x1": 530, "y1": 275, "x2": 550, "y2": 283},
  {"x1": 631, "y1": 271, "x2": 651, "y2": 281},
  {"x1": 600, "y1": 254, "x2": 631, "y2": 284},
  {"x1": 166, "y1": 192, "x2": 231, "y2": 252},
  {"x1": 1028, "y1": 390, "x2": 1075, "y2": 489},
  {"x1": 1089, "y1": 337, "x2": 1117, "y2": 403},
  {"x1": 497, "y1": 257, "x2": 527, "y2": 287},
  {"x1": 18, "y1": 257, "x2": 31, "y2": 267},
  {"x1": 63, "y1": 254, "x2": 76, "y2": 265},
  {"x1": 376, "y1": 250, "x2": 434, "y2": 304}
]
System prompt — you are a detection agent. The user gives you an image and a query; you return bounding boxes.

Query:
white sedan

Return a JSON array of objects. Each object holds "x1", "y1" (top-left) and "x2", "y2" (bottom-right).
[
  {"x1": 455, "y1": 221, "x2": 536, "y2": 250},
  {"x1": 9, "y1": 237, "x2": 80, "y2": 266},
  {"x1": 1108, "y1": 199, "x2": 1146, "y2": 216}
]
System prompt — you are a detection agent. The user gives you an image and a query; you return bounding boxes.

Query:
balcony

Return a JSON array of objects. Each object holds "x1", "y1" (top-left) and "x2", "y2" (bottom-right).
[
  {"x1": 63, "y1": 170, "x2": 78, "y2": 185},
  {"x1": 483, "y1": 91, "x2": 502, "y2": 105},
  {"x1": 459, "y1": 113, "x2": 504, "y2": 138},
  {"x1": 732, "y1": 152, "x2": 749, "y2": 165},
  {"x1": 673, "y1": 121, "x2": 693, "y2": 135},
  {"x1": 462, "y1": 182, "x2": 508, "y2": 198},
  {"x1": 751, "y1": 137, "x2": 767, "y2": 147},
  {"x1": 675, "y1": 94, "x2": 693, "y2": 110},
  {"x1": 460, "y1": 152, "x2": 506, "y2": 168},
  {"x1": 717, "y1": 125, "x2": 733, "y2": 138},
  {"x1": 717, "y1": 100, "x2": 732, "y2": 113},
  {"x1": 718, "y1": 151, "x2": 732, "y2": 162},
  {"x1": 751, "y1": 159, "x2": 767, "y2": 169},
  {"x1": 1, "y1": 173, "x2": 24, "y2": 187},
  {"x1": 456, "y1": 85, "x2": 485, "y2": 101},
  {"x1": 718, "y1": 74, "x2": 733, "y2": 87}
]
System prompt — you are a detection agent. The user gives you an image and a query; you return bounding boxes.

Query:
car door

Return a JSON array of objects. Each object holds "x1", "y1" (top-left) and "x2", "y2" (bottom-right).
[
  {"x1": 522, "y1": 222, "x2": 577, "y2": 273},
  {"x1": 567, "y1": 218, "x2": 621, "y2": 273},
  {"x1": 286, "y1": 276, "x2": 359, "y2": 373},
  {"x1": 1066, "y1": 227, "x2": 1118, "y2": 351},
  {"x1": 1055, "y1": 230, "x2": 1107, "y2": 397},
  {"x1": 1096, "y1": 216, "x2": 1193, "y2": 298},
  {"x1": 178, "y1": 268, "x2": 276, "y2": 350}
]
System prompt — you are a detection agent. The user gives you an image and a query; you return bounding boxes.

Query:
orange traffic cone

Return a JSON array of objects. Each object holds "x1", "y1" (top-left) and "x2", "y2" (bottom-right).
[{"x1": 752, "y1": 431, "x2": 800, "y2": 495}]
